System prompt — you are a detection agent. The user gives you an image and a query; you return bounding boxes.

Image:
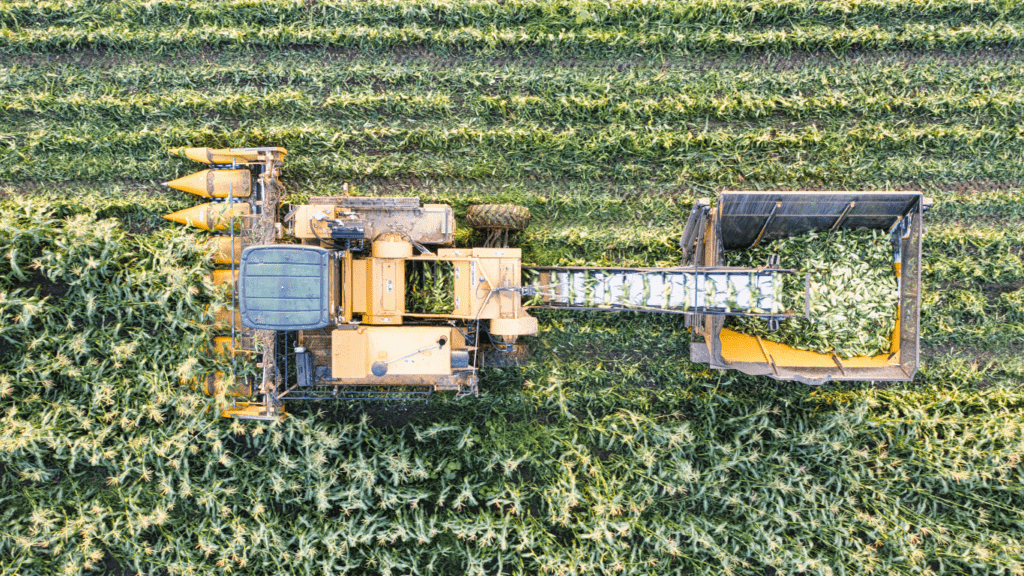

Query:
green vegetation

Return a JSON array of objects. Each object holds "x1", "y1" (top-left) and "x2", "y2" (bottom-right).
[
  {"x1": 406, "y1": 261, "x2": 457, "y2": 314},
  {"x1": 728, "y1": 229, "x2": 900, "y2": 358},
  {"x1": 2, "y1": 2, "x2": 1024, "y2": 575}
]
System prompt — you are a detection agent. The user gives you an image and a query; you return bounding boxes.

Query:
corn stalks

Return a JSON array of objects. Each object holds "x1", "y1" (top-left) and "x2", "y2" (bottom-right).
[{"x1": 728, "y1": 229, "x2": 900, "y2": 358}]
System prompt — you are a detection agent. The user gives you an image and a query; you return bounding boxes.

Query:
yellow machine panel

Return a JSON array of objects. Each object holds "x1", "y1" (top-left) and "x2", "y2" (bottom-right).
[
  {"x1": 208, "y1": 269, "x2": 238, "y2": 287},
  {"x1": 332, "y1": 329, "x2": 368, "y2": 379},
  {"x1": 351, "y1": 259, "x2": 368, "y2": 314},
  {"x1": 440, "y1": 248, "x2": 523, "y2": 320},
  {"x1": 365, "y1": 258, "x2": 404, "y2": 324},
  {"x1": 164, "y1": 202, "x2": 251, "y2": 232},
  {"x1": 293, "y1": 205, "x2": 339, "y2": 240},
  {"x1": 208, "y1": 236, "x2": 242, "y2": 265},
  {"x1": 376, "y1": 260, "x2": 400, "y2": 314},
  {"x1": 332, "y1": 326, "x2": 458, "y2": 379},
  {"x1": 171, "y1": 146, "x2": 287, "y2": 165},
  {"x1": 453, "y1": 261, "x2": 472, "y2": 315}
]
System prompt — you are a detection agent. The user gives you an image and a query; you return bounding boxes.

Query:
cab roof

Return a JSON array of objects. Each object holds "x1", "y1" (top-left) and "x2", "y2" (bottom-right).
[{"x1": 239, "y1": 245, "x2": 331, "y2": 331}]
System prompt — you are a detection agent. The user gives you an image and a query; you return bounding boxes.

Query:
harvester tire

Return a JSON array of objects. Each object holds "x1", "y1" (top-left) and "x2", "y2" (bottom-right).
[
  {"x1": 466, "y1": 204, "x2": 531, "y2": 231},
  {"x1": 486, "y1": 343, "x2": 529, "y2": 368}
]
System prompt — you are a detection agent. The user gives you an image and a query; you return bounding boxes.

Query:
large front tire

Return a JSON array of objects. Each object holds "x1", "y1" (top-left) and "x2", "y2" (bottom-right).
[{"x1": 466, "y1": 204, "x2": 531, "y2": 231}]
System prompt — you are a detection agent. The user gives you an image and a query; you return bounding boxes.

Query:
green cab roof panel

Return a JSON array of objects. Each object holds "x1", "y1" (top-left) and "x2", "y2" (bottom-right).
[{"x1": 239, "y1": 245, "x2": 331, "y2": 331}]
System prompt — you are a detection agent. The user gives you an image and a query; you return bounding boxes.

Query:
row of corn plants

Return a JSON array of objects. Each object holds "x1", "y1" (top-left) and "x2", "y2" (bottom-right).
[
  {"x1": 2, "y1": 165, "x2": 1023, "y2": 576},
  {"x1": 2, "y1": 21, "x2": 1022, "y2": 54},
  {"x1": 3, "y1": 120, "x2": 1023, "y2": 184},
  {"x1": 8, "y1": 86, "x2": 1024, "y2": 125},
  {"x1": 4, "y1": 0, "x2": 1021, "y2": 29},
  {"x1": 3, "y1": 11, "x2": 1024, "y2": 573},
  {"x1": 6, "y1": 53, "x2": 1020, "y2": 98}
]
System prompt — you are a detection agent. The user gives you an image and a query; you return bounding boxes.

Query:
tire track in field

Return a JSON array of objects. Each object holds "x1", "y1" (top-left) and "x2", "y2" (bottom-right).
[{"x1": 7, "y1": 46, "x2": 1024, "y2": 73}]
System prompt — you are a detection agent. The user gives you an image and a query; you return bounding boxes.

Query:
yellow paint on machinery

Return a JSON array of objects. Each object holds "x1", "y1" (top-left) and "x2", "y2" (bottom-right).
[
  {"x1": 165, "y1": 169, "x2": 251, "y2": 198},
  {"x1": 184, "y1": 372, "x2": 252, "y2": 398},
  {"x1": 164, "y1": 202, "x2": 251, "y2": 232},
  {"x1": 890, "y1": 306, "x2": 901, "y2": 354},
  {"x1": 207, "y1": 269, "x2": 238, "y2": 287},
  {"x1": 208, "y1": 304, "x2": 242, "y2": 330},
  {"x1": 335, "y1": 243, "x2": 533, "y2": 329},
  {"x1": 219, "y1": 402, "x2": 282, "y2": 421},
  {"x1": 292, "y1": 205, "x2": 337, "y2": 239},
  {"x1": 436, "y1": 248, "x2": 525, "y2": 322},
  {"x1": 291, "y1": 202, "x2": 456, "y2": 246},
  {"x1": 208, "y1": 237, "x2": 242, "y2": 265},
  {"x1": 372, "y1": 235, "x2": 414, "y2": 259},
  {"x1": 211, "y1": 336, "x2": 240, "y2": 357},
  {"x1": 718, "y1": 329, "x2": 900, "y2": 369},
  {"x1": 332, "y1": 326, "x2": 462, "y2": 380},
  {"x1": 170, "y1": 146, "x2": 287, "y2": 165},
  {"x1": 347, "y1": 256, "x2": 404, "y2": 324},
  {"x1": 490, "y1": 315, "x2": 539, "y2": 339}
]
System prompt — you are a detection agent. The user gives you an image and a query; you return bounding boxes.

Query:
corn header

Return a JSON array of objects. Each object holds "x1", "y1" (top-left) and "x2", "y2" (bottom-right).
[{"x1": 165, "y1": 148, "x2": 931, "y2": 420}]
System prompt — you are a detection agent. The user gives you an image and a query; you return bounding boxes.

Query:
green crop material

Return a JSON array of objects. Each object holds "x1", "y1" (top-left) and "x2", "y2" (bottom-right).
[
  {"x1": 727, "y1": 229, "x2": 899, "y2": 358},
  {"x1": 406, "y1": 261, "x2": 456, "y2": 315},
  {"x1": 4, "y1": 7, "x2": 1024, "y2": 573}
]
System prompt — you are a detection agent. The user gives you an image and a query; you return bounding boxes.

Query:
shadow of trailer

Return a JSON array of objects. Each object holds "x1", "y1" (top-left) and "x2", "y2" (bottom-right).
[{"x1": 683, "y1": 191, "x2": 933, "y2": 386}]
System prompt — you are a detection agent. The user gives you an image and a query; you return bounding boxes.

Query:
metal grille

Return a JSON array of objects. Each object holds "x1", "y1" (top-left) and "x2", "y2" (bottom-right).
[
  {"x1": 278, "y1": 385, "x2": 434, "y2": 402},
  {"x1": 719, "y1": 192, "x2": 922, "y2": 250},
  {"x1": 900, "y1": 200, "x2": 923, "y2": 379}
]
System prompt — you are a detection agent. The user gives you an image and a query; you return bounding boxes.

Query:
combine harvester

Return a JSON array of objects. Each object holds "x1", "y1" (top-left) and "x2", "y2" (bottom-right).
[{"x1": 164, "y1": 147, "x2": 932, "y2": 420}]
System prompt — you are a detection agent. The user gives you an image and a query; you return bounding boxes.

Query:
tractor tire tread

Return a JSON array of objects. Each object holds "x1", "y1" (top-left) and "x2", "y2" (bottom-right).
[{"x1": 466, "y1": 204, "x2": 531, "y2": 231}]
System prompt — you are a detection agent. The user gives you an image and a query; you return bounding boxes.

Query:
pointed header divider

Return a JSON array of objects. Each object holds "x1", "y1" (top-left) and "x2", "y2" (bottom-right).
[
  {"x1": 169, "y1": 147, "x2": 287, "y2": 165},
  {"x1": 208, "y1": 237, "x2": 242, "y2": 265},
  {"x1": 165, "y1": 169, "x2": 251, "y2": 198},
  {"x1": 163, "y1": 202, "x2": 251, "y2": 232}
]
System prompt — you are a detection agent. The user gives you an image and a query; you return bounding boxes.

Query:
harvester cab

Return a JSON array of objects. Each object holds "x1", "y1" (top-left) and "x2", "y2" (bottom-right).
[{"x1": 164, "y1": 148, "x2": 930, "y2": 420}]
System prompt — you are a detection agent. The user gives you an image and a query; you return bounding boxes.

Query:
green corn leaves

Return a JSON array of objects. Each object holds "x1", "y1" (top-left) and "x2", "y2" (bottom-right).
[
  {"x1": 728, "y1": 229, "x2": 900, "y2": 358},
  {"x1": 2, "y1": 5, "x2": 1024, "y2": 574},
  {"x1": 406, "y1": 262, "x2": 456, "y2": 314}
]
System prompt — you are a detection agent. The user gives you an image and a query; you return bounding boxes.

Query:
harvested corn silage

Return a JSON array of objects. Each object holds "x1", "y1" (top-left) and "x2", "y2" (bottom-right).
[
  {"x1": 406, "y1": 262, "x2": 456, "y2": 314},
  {"x1": 726, "y1": 229, "x2": 899, "y2": 358}
]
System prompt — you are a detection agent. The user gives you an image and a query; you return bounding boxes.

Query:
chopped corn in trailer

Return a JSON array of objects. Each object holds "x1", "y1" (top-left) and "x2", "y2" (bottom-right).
[{"x1": 163, "y1": 148, "x2": 932, "y2": 419}]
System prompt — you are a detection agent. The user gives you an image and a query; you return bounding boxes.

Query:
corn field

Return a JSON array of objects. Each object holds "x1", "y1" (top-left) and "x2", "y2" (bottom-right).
[{"x1": 2, "y1": 2, "x2": 1024, "y2": 575}]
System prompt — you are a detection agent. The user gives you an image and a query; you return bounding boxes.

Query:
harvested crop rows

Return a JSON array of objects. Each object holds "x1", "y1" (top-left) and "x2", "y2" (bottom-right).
[{"x1": 2, "y1": 2, "x2": 1024, "y2": 575}]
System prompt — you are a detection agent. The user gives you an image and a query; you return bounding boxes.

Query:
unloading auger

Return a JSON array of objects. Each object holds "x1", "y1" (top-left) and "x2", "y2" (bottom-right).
[{"x1": 164, "y1": 148, "x2": 929, "y2": 420}]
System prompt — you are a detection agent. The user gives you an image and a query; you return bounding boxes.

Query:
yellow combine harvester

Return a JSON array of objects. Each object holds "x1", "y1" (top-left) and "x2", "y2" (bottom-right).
[{"x1": 165, "y1": 147, "x2": 931, "y2": 420}]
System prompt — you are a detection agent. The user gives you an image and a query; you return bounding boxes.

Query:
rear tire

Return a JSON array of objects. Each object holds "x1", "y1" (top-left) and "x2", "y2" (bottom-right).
[
  {"x1": 466, "y1": 204, "x2": 530, "y2": 231},
  {"x1": 485, "y1": 343, "x2": 529, "y2": 368}
]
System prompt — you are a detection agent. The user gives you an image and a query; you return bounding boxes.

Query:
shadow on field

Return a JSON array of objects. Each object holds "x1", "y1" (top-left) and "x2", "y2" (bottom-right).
[{"x1": 12, "y1": 270, "x2": 69, "y2": 300}]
